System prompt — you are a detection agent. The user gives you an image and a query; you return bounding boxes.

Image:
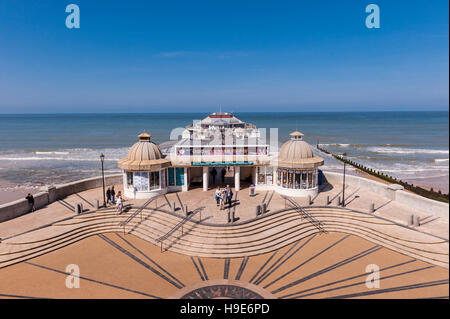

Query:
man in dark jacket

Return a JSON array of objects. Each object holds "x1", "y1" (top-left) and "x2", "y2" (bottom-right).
[
  {"x1": 110, "y1": 186, "x2": 116, "y2": 204},
  {"x1": 221, "y1": 167, "x2": 226, "y2": 184},
  {"x1": 25, "y1": 193, "x2": 35, "y2": 212},
  {"x1": 225, "y1": 185, "x2": 233, "y2": 208},
  {"x1": 210, "y1": 168, "x2": 217, "y2": 185},
  {"x1": 106, "y1": 187, "x2": 111, "y2": 205}
]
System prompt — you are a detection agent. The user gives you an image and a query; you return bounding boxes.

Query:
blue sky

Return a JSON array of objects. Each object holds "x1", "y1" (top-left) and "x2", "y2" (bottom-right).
[{"x1": 0, "y1": 0, "x2": 448, "y2": 113}]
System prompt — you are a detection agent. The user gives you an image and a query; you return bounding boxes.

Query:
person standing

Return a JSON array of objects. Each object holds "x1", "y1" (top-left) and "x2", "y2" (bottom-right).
[
  {"x1": 106, "y1": 187, "x2": 111, "y2": 205},
  {"x1": 211, "y1": 168, "x2": 217, "y2": 185},
  {"x1": 221, "y1": 167, "x2": 226, "y2": 184},
  {"x1": 215, "y1": 186, "x2": 221, "y2": 206},
  {"x1": 116, "y1": 191, "x2": 123, "y2": 214},
  {"x1": 110, "y1": 186, "x2": 116, "y2": 204},
  {"x1": 220, "y1": 188, "x2": 226, "y2": 210},
  {"x1": 25, "y1": 193, "x2": 35, "y2": 212},
  {"x1": 225, "y1": 185, "x2": 233, "y2": 208}
]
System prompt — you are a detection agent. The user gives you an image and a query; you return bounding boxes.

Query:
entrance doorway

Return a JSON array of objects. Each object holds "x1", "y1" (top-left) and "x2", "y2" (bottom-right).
[{"x1": 209, "y1": 166, "x2": 235, "y2": 186}]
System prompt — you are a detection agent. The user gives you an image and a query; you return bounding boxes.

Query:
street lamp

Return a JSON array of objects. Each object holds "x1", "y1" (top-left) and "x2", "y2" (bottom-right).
[
  {"x1": 100, "y1": 153, "x2": 106, "y2": 207},
  {"x1": 341, "y1": 152, "x2": 347, "y2": 207}
]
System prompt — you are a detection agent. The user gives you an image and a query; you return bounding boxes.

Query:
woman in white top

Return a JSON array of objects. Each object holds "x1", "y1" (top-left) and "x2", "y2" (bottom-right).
[
  {"x1": 219, "y1": 188, "x2": 226, "y2": 210},
  {"x1": 215, "y1": 186, "x2": 221, "y2": 206},
  {"x1": 116, "y1": 191, "x2": 123, "y2": 214}
]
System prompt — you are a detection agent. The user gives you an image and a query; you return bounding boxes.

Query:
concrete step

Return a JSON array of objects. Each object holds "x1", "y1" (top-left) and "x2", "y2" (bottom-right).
[{"x1": 0, "y1": 206, "x2": 447, "y2": 269}]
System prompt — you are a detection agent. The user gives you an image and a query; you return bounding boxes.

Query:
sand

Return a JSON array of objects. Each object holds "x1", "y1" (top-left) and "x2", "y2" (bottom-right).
[
  {"x1": 354, "y1": 169, "x2": 449, "y2": 195},
  {"x1": 404, "y1": 175, "x2": 449, "y2": 194},
  {"x1": 0, "y1": 179, "x2": 40, "y2": 206}
]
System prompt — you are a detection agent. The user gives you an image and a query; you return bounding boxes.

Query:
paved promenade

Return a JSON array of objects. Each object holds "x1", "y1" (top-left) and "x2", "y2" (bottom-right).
[
  {"x1": 1, "y1": 181, "x2": 447, "y2": 240},
  {"x1": 0, "y1": 233, "x2": 448, "y2": 299},
  {"x1": 0, "y1": 180, "x2": 448, "y2": 299}
]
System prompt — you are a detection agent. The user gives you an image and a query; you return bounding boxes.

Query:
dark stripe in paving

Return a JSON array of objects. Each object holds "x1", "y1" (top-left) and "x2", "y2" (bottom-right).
[
  {"x1": 98, "y1": 234, "x2": 182, "y2": 289},
  {"x1": 75, "y1": 193, "x2": 95, "y2": 208},
  {"x1": 57, "y1": 200, "x2": 75, "y2": 212},
  {"x1": 264, "y1": 234, "x2": 350, "y2": 289},
  {"x1": 297, "y1": 265, "x2": 436, "y2": 299},
  {"x1": 254, "y1": 239, "x2": 304, "y2": 285},
  {"x1": 115, "y1": 233, "x2": 185, "y2": 288},
  {"x1": 197, "y1": 258, "x2": 209, "y2": 281},
  {"x1": 271, "y1": 244, "x2": 382, "y2": 293},
  {"x1": 280, "y1": 259, "x2": 417, "y2": 299},
  {"x1": 191, "y1": 257, "x2": 205, "y2": 281},
  {"x1": 256, "y1": 235, "x2": 317, "y2": 286},
  {"x1": 0, "y1": 293, "x2": 46, "y2": 299},
  {"x1": 266, "y1": 191, "x2": 275, "y2": 209},
  {"x1": 235, "y1": 257, "x2": 249, "y2": 281},
  {"x1": 24, "y1": 261, "x2": 160, "y2": 298},
  {"x1": 223, "y1": 258, "x2": 230, "y2": 279},
  {"x1": 175, "y1": 192, "x2": 183, "y2": 208},
  {"x1": 262, "y1": 191, "x2": 268, "y2": 203},
  {"x1": 327, "y1": 278, "x2": 449, "y2": 299},
  {"x1": 249, "y1": 249, "x2": 280, "y2": 284}
]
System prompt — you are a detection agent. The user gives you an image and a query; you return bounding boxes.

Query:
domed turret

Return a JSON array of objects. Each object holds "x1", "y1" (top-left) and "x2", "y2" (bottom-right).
[
  {"x1": 277, "y1": 131, "x2": 323, "y2": 169},
  {"x1": 118, "y1": 132, "x2": 171, "y2": 171}
]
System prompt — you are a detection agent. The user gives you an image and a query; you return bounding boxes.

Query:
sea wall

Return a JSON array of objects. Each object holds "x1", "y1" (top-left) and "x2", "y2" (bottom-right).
[
  {"x1": 322, "y1": 171, "x2": 449, "y2": 218},
  {"x1": 0, "y1": 174, "x2": 122, "y2": 223}
]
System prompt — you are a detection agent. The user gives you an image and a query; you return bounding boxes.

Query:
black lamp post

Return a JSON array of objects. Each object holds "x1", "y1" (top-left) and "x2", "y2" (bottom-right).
[
  {"x1": 100, "y1": 153, "x2": 106, "y2": 207},
  {"x1": 341, "y1": 152, "x2": 347, "y2": 207}
]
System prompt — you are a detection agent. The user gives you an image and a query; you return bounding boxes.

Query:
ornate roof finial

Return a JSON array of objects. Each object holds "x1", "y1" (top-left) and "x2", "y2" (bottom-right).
[
  {"x1": 138, "y1": 131, "x2": 151, "y2": 141},
  {"x1": 289, "y1": 130, "x2": 304, "y2": 140}
]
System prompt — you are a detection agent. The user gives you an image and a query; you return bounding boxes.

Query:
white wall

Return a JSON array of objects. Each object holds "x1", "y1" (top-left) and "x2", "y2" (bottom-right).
[
  {"x1": 0, "y1": 174, "x2": 122, "y2": 223},
  {"x1": 322, "y1": 171, "x2": 449, "y2": 218}
]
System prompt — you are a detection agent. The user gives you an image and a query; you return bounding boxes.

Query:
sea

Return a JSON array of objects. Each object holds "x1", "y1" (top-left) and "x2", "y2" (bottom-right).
[{"x1": 0, "y1": 111, "x2": 448, "y2": 191}]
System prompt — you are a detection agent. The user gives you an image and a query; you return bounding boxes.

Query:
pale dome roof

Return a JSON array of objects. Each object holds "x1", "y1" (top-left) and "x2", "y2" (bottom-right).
[
  {"x1": 118, "y1": 132, "x2": 171, "y2": 171},
  {"x1": 277, "y1": 131, "x2": 324, "y2": 169}
]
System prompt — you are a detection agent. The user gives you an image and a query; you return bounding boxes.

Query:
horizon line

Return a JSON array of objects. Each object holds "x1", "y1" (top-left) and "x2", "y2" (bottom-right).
[{"x1": 0, "y1": 110, "x2": 449, "y2": 115}]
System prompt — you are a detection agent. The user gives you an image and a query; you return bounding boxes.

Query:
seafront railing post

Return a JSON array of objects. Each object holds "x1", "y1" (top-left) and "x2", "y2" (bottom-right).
[
  {"x1": 100, "y1": 153, "x2": 106, "y2": 208},
  {"x1": 341, "y1": 153, "x2": 347, "y2": 207}
]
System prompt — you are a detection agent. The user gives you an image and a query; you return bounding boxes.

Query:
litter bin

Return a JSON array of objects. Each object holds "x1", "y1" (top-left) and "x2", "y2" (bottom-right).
[{"x1": 249, "y1": 184, "x2": 256, "y2": 197}]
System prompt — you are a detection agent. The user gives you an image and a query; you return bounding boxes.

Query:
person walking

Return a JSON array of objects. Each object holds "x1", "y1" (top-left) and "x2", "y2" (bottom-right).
[
  {"x1": 211, "y1": 168, "x2": 217, "y2": 185},
  {"x1": 110, "y1": 186, "x2": 116, "y2": 204},
  {"x1": 225, "y1": 185, "x2": 233, "y2": 208},
  {"x1": 106, "y1": 187, "x2": 111, "y2": 205},
  {"x1": 215, "y1": 186, "x2": 221, "y2": 206},
  {"x1": 25, "y1": 193, "x2": 35, "y2": 212}
]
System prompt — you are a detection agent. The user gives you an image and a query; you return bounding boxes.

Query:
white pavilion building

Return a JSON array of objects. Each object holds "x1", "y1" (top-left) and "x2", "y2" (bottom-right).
[{"x1": 118, "y1": 113, "x2": 324, "y2": 198}]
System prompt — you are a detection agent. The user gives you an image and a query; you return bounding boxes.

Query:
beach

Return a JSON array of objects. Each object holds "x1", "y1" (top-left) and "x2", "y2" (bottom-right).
[{"x1": 0, "y1": 179, "x2": 39, "y2": 205}]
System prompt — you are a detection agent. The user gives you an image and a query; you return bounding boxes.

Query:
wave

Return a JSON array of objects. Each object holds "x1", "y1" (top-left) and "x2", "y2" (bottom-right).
[
  {"x1": 319, "y1": 143, "x2": 449, "y2": 155},
  {"x1": 35, "y1": 151, "x2": 70, "y2": 155},
  {"x1": 319, "y1": 143, "x2": 419, "y2": 148},
  {"x1": 0, "y1": 147, "x2": 128, "y2": 162},
  {"x1": 380, "y1": 167, "x2": 449, "y2": 173},
  {"x1": 319, "y1": 143, "x2": 351, "y2": 147},
  {"x1": 365, "y1": 147, "x2": 449, "y2": 155},
  {"x1": 434, "y1": 158, "x2": 449, "y2": 163},
  {"x1": 0, "y1": 157, "x2": 121, "y2": 162}
]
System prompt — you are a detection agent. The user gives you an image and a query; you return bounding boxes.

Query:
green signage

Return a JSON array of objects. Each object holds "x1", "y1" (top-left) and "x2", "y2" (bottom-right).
[{"x1": 192, "y1": 161, "x2": 253, "y2": 166}]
